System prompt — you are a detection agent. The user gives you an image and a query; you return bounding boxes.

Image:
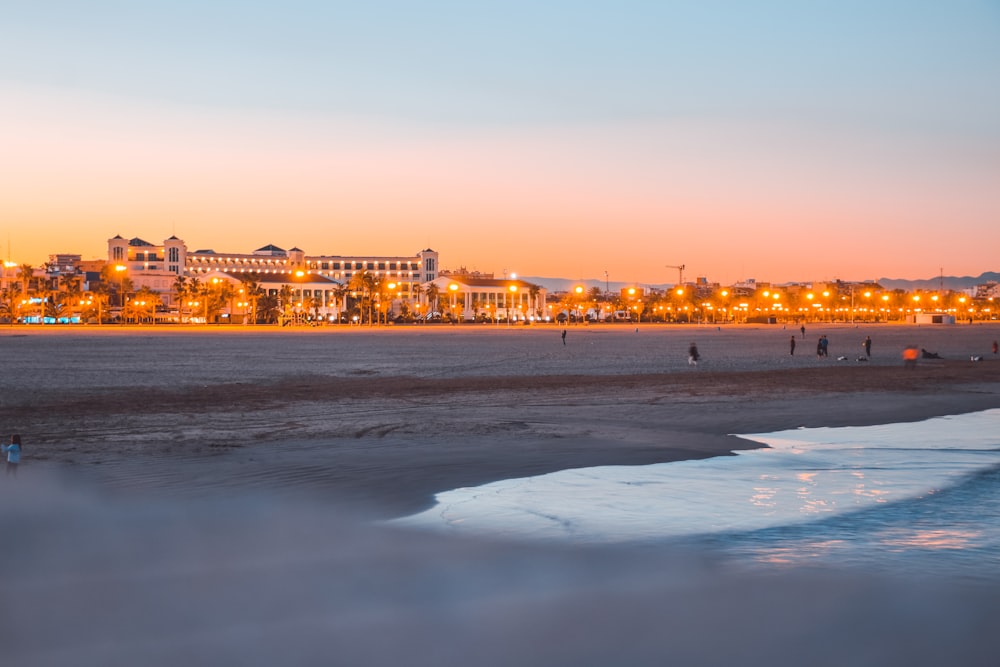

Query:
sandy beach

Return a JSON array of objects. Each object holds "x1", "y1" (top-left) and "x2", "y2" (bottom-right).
[{"x1": 2, "y1": 323, "x2": 1000, "y2": 665}]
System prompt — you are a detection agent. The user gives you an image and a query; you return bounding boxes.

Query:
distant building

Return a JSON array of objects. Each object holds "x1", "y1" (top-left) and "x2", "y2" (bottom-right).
[
  {"x1": 107, "y1": 235, "x2": 439, "y2": 316},
  {"x1": 425, "y1": 274, "x2": 546, "y2": 322}
]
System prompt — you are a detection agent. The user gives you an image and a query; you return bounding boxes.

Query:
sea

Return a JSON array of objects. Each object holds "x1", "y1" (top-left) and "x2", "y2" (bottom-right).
[{"x1": 396, "y1": 409, "x2": 1000, "y2": 581}]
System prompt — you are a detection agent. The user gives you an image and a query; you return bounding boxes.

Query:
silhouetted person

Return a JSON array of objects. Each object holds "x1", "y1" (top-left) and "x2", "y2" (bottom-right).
[
  {"x1": 790, "y1": 336, "x2": 796, "y2": 355},
  {"x1": 800, "y1": 325, "x2": 806, "y2": 339},
  {"x1": 993, "y1": 340, "x2": 998, "y2": 355},
  {"x1": 688, "y1": 343, "x2": 700, "y2": 366},
  {"x1": 863, "y1": 336, "x2": 872, "y2": 358},
  {"x1": 561, "y1": 329, "x2": 567, "y2": 345}
]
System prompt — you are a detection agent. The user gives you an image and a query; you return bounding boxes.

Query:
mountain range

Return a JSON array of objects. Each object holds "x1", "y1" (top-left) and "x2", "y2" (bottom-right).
[{"x1": 522, "y1": 272, "x2": 1000, "y2": 294}]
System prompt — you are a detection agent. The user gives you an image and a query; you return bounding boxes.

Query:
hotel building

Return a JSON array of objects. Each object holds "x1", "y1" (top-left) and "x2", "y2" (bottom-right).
[{"x1": 106, "y1": 234, "x2": 443, "y2": 317}]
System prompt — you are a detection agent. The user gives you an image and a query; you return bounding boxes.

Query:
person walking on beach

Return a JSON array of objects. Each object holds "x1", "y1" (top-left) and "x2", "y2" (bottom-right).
[
  {"x1": 561, "y1": 329, "x2": 567, "y2": 345},
  {"x1": 688, "y1": 342, "x2": 700, "y2": 366},
  {"x1": 789, "y1": 335, "x2": 796, "y2": 355},
  {"x1": 3, "y1": 434, "x2": 21, "y2": 476},
  {"x1": 800, "y1": 325, "x2": 806, "y2": 339},
  {"x1": 863, "y1": 336, "x2": 872, "y2": 358}
]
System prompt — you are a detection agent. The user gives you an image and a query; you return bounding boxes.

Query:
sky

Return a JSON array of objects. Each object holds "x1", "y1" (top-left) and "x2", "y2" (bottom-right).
[{"x1": 2, "y1": 1, "x2": 998, "y2": 285}]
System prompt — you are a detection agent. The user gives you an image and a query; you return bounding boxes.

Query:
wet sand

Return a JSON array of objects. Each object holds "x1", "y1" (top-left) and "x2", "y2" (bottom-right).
[{"x1": 2, "y1": 323, "x2": 1000, "y2": 665}]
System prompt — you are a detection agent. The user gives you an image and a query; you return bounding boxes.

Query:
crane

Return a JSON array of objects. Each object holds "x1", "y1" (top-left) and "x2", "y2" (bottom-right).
[{"x1": 665, "y1": 264, "x2": 685, "y2": 286}]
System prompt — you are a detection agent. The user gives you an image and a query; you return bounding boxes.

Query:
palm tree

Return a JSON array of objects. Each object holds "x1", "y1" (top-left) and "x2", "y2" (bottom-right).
[
  {"x1": 529, "y1": 284, "x2": 542, "y2": 319},
  {"x1": 127, "y1": 286, "x2": 161, "y2": 324},
  {"x1": 238, "y1": 274, "x2": 262, "y2": 324},
  {"x1": 424, "y1": 283, "x2": 440, "y2": 317},
  {"x1": 17, "y1": 264, "x2": 34, "y2": 318},
  {"x1": 172, "y1": 275, "x2": 188, "y2": 322},
  {"x1": 0, "y1": 286, "x2": 14, "y2": 325},
  {"x1": 257, "y1": 292, "x2": 279, "y2": 324},
  {"x1": 348, "y1": 270, "x2": 376, "y2": 325},
  {"x1": 58, "y1": 273, "x2": 82, "y2": 322},
  {"x1": 278, "y1": 284, "x2": 294, "y2": 325},
  {"x1": 331, "y1": 285, "x2": 348, "y2": 324},
  {"x1": 309, "y1": 295, "x2": 323, "y2": 322}
]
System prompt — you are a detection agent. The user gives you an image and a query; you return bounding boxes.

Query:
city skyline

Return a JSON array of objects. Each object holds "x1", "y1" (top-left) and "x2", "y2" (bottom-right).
[{"x1": 2, "y1": 2, "x2": 998, "y2": 284}]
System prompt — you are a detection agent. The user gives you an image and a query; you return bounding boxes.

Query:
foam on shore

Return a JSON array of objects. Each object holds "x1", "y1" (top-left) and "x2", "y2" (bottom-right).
[{"x1": 394, "y1": 410, "x2": 1000, "y2": 543}]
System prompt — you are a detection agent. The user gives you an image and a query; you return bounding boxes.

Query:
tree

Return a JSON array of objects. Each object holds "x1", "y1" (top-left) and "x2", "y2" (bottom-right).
[
  {"x1": 278, "y1": 284, "x2": 294, "y2": 325},
  {"x1": 58, "y1": 273, "x2": 82, "y2": 322},
  {"x1": 348, "y1": 270, "x2": 376, "y2": 325},
  {"x1": 17, "y1": 264, "x2": 34, "y2": 301},
  {"x1": 172, "y1": 275, "x2": 189, "y2": 322},
  {"x1": 257, "y1": 293, "x2": 279, "y2": 324},
  {"x1": 238, "y1": 274, "x2": 263, "y2": 324},
  {"x1": 126, "y1": 286, "x2": 160, "y2": 324},
  {"x1": 331, "y1": 285, "x2": 348, "y2": 323},
  {"x1": 424, "y1": 283, "x2": 440, "y2": 316},
  {"x1": 0, "y1": 287, "x2": 14, "y2": 324},
  {"x1": 529, "y1": 284, "x2": 543, "y2": 319}
]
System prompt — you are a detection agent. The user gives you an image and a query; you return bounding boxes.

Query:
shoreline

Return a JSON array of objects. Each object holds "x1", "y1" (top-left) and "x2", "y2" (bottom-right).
[{"x1": 2, "y1": 323, "x2": 998, "y2": 518}]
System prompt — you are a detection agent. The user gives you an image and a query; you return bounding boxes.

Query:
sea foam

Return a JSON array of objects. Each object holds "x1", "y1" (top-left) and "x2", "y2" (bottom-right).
[{"x1": 394, "y1": 410, "x2": 1000, "y2": 543}]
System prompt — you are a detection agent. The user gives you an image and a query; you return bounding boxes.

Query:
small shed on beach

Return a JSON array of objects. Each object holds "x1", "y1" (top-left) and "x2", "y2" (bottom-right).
[{"x1": 910, "y1": 312, "x2": 956, "y2": 325}]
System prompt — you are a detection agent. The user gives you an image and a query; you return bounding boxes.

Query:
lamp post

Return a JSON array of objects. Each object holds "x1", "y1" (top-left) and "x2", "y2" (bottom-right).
[
  {"x1": 114, "y1": 264, "x2": 127, "y2": 324},
  {"x1": 448, "y1": 283, "x2": 459, "y2": 323},
  {"x1": 508, "y1": 284, "x2": 518, "y2": 326}
]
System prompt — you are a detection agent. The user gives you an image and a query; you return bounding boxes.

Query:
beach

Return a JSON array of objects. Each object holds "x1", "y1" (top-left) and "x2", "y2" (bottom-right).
[{"x1": 2, "y1": 323, "x2": 1000, "y2": 665}]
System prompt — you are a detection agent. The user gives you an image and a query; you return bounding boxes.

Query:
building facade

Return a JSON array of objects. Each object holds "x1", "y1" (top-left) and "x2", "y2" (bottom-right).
[
  {"x1": 107, "y1": 235, "x2": 440, "y2": 318},
  {"x1": 424, "y1": 274, "x2": 546, "y2": 322}
]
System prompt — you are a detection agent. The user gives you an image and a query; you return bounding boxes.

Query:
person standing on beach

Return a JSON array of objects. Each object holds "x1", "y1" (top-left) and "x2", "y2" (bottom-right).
[
  {"x1": 863, "y1": 336, "x2": 872, "y2": 358},
  {"x1": 688, "y1": 342, "x2": 700, "y2": 366},
  {"x1": 800, "y1": 325, "x2": 806, "y2": 339},
  {"x1": 561, "y1": 329, "x2": 567, "y2": 345},
  {"x1": 993, "y1": 340, "x2": 998, "y2": 355},
  {"x1": 790, "y1": 335, "x2": 796, "y2": 355},
  {"x1": 3, "y1": 434, "x2": 21, "y2": 476}
]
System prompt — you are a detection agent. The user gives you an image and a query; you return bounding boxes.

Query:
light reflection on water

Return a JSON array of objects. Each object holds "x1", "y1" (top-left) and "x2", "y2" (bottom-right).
[{"x1": 397, "y1": 410, "x2": 1000, "y2": 578}]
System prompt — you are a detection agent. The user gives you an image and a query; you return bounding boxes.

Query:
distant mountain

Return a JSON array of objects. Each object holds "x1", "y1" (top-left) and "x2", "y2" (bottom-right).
[
  {"x1": 875, "y1": 272, "x2": 1000, "y2": 291},
  {"x1": 519, "y1": 277, "x2": 671, "y2": 293},
  {"x1": 523, "y1": 272, "x2": 1000, "y2": 293}
]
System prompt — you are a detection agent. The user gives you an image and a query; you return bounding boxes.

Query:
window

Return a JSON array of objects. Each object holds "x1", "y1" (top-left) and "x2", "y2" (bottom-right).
[
  {"x1": 367, "y1": 262, "x2": 375, "y2": 270},
  {"x1": 321, "y1": 262, "x2": 329, "y2": 270},
  {"x1": 425, "y1": 258, "x2": 436, "y2": 271},
  {"x1": 168, "y1": 247, "x2": 180, "y2": 262},
  {"x1": 333, "y1": 262, "x2": 341, "y2": 270}
]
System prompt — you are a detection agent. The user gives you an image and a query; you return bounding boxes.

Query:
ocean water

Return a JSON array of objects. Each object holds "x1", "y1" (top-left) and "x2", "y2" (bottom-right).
[{"x1": 396, "y1": 410, "x2": 1000, "y2": 579}]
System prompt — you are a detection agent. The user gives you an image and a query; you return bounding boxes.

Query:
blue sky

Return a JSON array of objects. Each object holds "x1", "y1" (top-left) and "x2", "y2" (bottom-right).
[{"x1": 2, "y1": 1, "x2": 999, "y2": 282}]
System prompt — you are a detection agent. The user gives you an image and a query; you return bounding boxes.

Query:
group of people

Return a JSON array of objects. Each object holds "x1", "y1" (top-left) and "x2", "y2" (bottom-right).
[{"x1": 788, "y1": 334, "x2": 873, "y2": 360}]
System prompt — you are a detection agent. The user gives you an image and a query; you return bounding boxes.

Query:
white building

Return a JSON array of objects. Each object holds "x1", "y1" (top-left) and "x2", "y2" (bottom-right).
[
  {"x1": 108, "y1": 235, "x2": 440, "y2": 317},
  {"x1": 423, "y1": 275, "x2": 547, "y2": 322}
]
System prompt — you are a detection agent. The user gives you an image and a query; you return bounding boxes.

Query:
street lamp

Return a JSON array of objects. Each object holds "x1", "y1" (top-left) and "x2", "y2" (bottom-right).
[
  {"x1": 114, "y1": 264, "x2": 128, "y2": 322},
  {"x1": 448, "y1": 283, "x2": 459, "y2": 323},
  {"x1": 508, "y1": 284, "x2": 518, "y2": 326}
]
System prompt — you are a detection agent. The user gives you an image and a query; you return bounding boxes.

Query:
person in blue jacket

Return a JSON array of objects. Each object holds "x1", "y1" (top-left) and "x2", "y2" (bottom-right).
[{"x1": 2, "y1": 434, "x2": 21, "y2": 476}]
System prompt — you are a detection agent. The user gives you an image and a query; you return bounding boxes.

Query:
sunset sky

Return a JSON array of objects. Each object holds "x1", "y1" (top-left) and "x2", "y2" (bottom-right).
[{"x1": 2, "y1": 1, "x2": 998, "y2": 284}]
